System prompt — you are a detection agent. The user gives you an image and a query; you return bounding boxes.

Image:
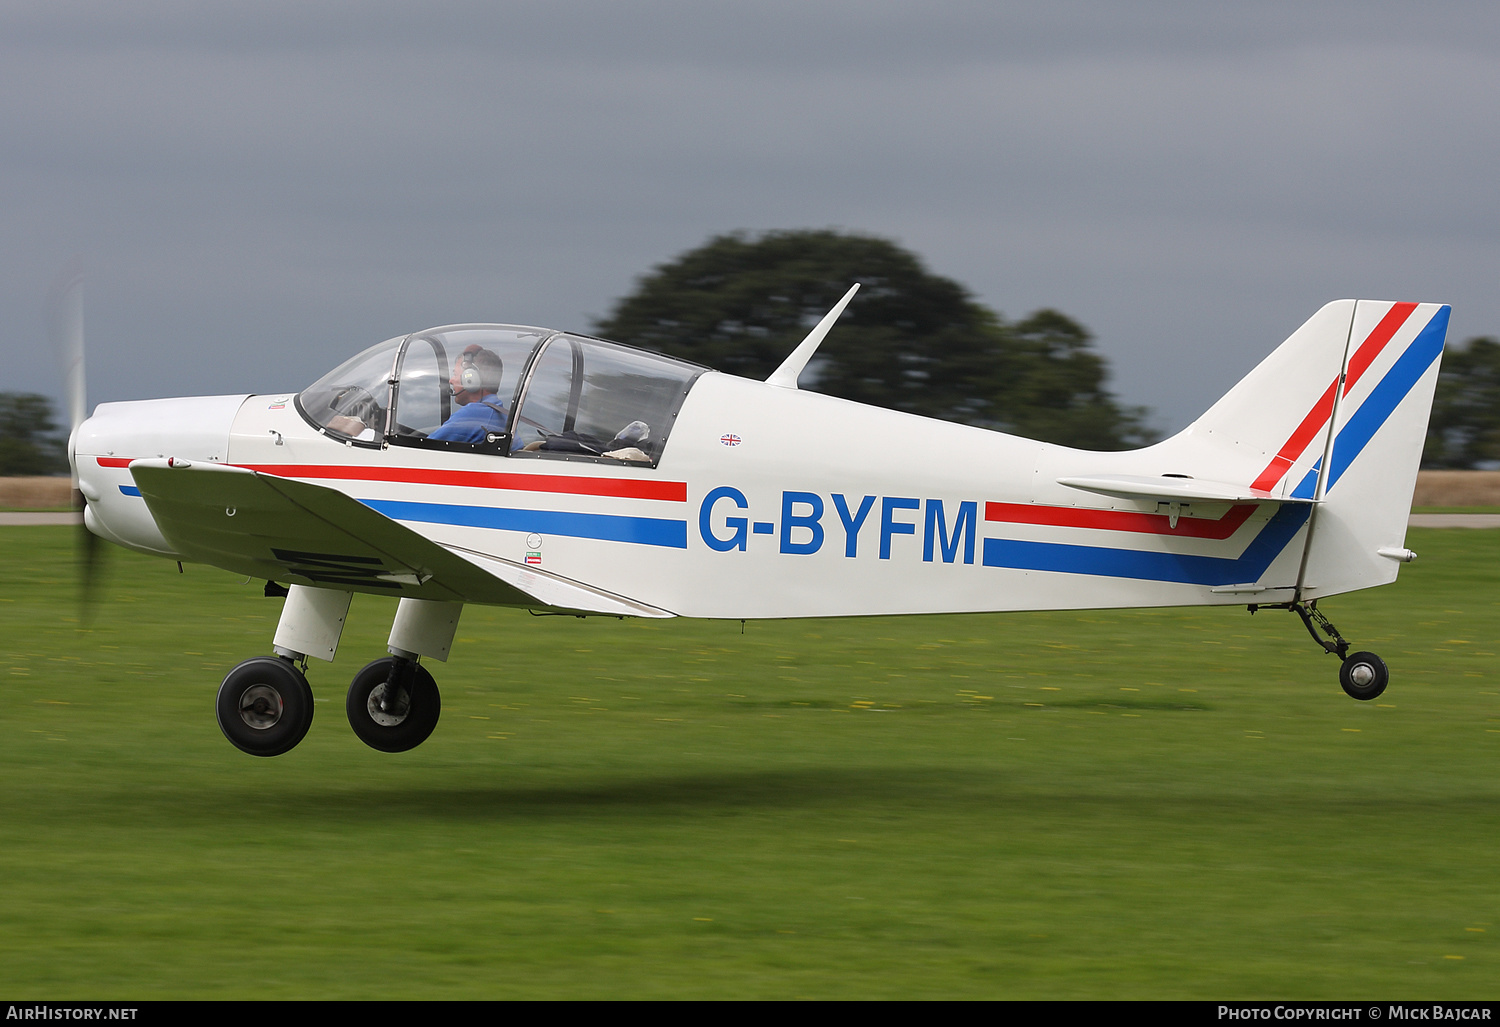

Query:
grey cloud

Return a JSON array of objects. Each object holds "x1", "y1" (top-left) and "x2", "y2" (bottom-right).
[{"x1": 4, "y1": 1, "x2": 1498, "y2": 432}]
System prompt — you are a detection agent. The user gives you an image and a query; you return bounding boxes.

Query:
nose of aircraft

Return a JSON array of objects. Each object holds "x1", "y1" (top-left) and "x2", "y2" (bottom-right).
[{"x1": 71, "y1": 394, "x2": 251, "y2": 557}]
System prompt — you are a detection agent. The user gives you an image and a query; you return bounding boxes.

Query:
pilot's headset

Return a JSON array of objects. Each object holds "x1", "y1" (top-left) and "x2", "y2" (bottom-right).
[{"x1": 456, "y1": 346, "x2": 502, "y2": 396}]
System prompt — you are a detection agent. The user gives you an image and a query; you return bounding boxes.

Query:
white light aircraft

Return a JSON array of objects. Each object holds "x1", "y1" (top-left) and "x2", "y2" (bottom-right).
[{"x1": 66, "y1": 285, "x2": 1449, "y2": 756}]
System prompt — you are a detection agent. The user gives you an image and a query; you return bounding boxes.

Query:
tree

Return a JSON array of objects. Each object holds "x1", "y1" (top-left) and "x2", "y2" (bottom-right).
[
  {"x1": 1000, "y1": 309, "x2": 1156, "y2": 450},
  {"x1": 1423, "y1": 337, "x2": 1500, "y2": 469},
  {"x1": 0, "y1": 393, "x2": 68, "y2": 476},
  {"x1": 594, "y1": 230, "x2": 1153, "y2": 450}
]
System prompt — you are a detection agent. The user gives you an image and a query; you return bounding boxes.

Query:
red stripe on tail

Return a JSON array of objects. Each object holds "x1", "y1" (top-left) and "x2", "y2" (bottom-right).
[{"x1": 1249, "y1": 302, "x2": 1418, "y2": 492}]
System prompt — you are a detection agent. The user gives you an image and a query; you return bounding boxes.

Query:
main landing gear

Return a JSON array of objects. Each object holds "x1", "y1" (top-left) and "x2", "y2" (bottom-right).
[
  {"x1": 345, "y1": 656, "x2": 441, "y2": 753},
  {"x1": 216, "y1": 656, "x2": 315, "y2": 757},
  {"x1": 215, "y1": 586, "x2": 462, "y2": 757},
  {"x1": 1250, "y1": 598, "x2": 1389, "y2": 701}
]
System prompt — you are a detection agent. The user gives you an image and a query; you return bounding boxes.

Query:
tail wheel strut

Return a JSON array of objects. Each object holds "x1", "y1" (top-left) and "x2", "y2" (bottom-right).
[
  {"x1": 1288, "y1": 601, "x2": 1351, "y2": 661},
  {"x1": 1249, "y1": 600, "x2": 1387, "y2": 701}
]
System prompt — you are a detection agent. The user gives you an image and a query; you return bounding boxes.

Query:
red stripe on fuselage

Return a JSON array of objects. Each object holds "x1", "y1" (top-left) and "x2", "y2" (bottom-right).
[
  {"x1": 240, "y1": 463, "x2": 687, "y2": 502},
  {"x1": 985, "y1": 501, "x2": 1258, "y2": 539},
  {"x1": 96, "y1": 456, "x2": 684, "y2": 501},
  {"x1": 1249, "y1": 302, "x2": 1418, "y2": 492}
]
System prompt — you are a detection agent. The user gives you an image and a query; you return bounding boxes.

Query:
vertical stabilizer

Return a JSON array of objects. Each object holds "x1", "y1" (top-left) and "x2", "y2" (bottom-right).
[
  {"x1": 1174, "y1": 300, "x2": 1358, "y2": 499},
  {"x1": 1295, "y1": 302, "x2": 1450, "y2": 597},
  {"x1": 1144, "y1": 300, "x2": 1449, "y2": 600}
]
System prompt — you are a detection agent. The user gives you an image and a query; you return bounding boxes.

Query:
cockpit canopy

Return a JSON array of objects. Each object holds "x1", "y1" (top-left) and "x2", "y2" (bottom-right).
[{"x1": 297, "y1": 325, "x2": 705, "y2": 467}]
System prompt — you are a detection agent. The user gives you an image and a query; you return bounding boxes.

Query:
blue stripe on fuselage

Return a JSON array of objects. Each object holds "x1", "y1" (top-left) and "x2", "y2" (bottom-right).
[
  {"x1": 361, "y1": 498, "x2": 688, "y2": 549},
  {"x1": 981, "y1": 504, "x2": 1310, "y2": 585}
]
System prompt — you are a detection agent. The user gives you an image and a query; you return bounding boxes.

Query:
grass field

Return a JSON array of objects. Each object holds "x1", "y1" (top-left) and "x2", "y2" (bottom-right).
[{"x1": 1, "y1": 526, "x2": 1497, "y2": 999}]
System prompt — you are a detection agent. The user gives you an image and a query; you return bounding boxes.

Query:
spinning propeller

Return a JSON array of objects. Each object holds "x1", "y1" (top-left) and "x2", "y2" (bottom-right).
[{"x1": 48, "y1": 261, "x2": 104, "y2": 616}]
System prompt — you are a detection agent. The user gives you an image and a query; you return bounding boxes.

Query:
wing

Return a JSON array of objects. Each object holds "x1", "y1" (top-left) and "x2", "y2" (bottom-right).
[{"x1": 128, "y1": 459, "x2": 674, "y2": 618}]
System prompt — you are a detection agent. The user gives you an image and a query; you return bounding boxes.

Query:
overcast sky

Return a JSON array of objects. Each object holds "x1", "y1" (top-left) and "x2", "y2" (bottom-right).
[{"x1": 6, "y1": 1, "x2": 1499, "y2": 434}]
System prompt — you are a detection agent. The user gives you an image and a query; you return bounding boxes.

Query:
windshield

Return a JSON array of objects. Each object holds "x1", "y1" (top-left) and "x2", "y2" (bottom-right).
[{"x1": 296, "y1": 337, "x2": 401, "y2": 443}]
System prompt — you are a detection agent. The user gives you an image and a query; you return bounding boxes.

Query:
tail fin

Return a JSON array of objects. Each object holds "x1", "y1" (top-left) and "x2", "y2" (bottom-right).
[{"x1": 1180, "y1": 300, "x2": 1450, "y2": 598}]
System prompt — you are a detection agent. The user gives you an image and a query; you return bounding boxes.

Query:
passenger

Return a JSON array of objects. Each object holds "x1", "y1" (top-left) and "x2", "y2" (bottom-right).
[{"x1": 429, "y1": 345, "x2": 506, "y2": 443}]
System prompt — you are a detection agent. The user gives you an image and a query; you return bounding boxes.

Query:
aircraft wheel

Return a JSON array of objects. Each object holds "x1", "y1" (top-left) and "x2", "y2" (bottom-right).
[
  {"x1": 346, "y1": 657, "x2": 441, "y2": 753},
  {"x1": 1339, "y1": 651, "x2": 1389, "y2": 701},
  {"x1": 216, "y1": 657, "x2": 315, "y2": 757}
]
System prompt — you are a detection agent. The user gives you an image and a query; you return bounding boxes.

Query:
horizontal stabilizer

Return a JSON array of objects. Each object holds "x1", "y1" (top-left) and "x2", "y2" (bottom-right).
[
  {"x1": 1057, "y1": 474, "x2": 1315, "y2": 505},
  {"x1": 129, "y1": 460, "x2": 673, "y2": 616}
]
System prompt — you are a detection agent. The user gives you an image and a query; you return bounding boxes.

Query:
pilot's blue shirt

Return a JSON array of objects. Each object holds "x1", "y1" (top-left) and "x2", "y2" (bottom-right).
[{"x1": 428, "y1": 395, "x2": 505, "y2": 443}]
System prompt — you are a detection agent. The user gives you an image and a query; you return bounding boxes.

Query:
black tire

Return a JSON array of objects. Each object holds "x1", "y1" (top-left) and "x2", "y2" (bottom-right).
[
  {"x1": 1339, "y1": 650, "x2": 1389, "y2": 701},
  {"x1": 346, "y1": 657, "x2": 441, "y2": 753},
  {"x1": 216, "y1": 657, "x2": 315, "y2": 757}
]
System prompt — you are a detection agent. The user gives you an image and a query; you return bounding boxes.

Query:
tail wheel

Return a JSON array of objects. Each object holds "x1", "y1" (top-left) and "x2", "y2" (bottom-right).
[
  {"x1": 216, "y1": 657, "x2": 315, "y2": 757},
  {"x1": 1339, "y1": 651, "x2": 1389, "y2": 701},
  {"x1": 346, "y1": 657, "x2": 441, "y2": 753}
]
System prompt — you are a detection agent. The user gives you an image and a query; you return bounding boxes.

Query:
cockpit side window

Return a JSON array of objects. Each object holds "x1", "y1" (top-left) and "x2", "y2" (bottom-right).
[
  {"x1": 386, "y1": 327, "x2": 545, "y2": 454},
  {"x1": 512, "y1": 335, "x2": 703, "y2": 467},
  {"x1": 509, "y1": 337, "x2": 577, "y2": 445},
  {"x1": 390, "y1": 335, "x2": 451, "y2": 439}
]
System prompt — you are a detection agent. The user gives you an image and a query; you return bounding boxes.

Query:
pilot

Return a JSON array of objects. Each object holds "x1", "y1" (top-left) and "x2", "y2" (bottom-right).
[{"x1": 428, "y1": 345, "x2": 506, "y2": 443}]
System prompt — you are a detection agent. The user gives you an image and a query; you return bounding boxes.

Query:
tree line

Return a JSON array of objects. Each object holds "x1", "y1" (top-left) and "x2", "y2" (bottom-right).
[
  {"x1": 594, "y1": 229, "x2": 1155, "y2": 450},
  {"x1": 1423, "y1": 336, "x2": 1500, "y2": 468},
  {"x1": 0, "y1": 393, "x2": 66, "y2": 476}
]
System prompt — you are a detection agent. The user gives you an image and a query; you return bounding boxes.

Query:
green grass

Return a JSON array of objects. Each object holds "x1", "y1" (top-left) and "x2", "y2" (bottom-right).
[
  {"x1": 1412, "y1": 506, "x2": 1500, "y2": 514},
  {"x1": 2, "y1": 526, "x2": 1498, "y2": 999}
]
